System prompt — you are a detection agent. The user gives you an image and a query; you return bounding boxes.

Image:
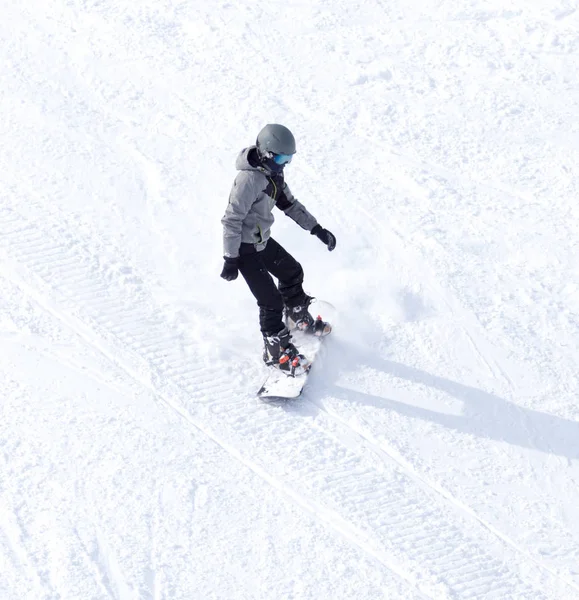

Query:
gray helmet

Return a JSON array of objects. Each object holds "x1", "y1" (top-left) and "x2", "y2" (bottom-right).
[{"x1": 256, "y1": 124, "x2": 296, "y2": 156}]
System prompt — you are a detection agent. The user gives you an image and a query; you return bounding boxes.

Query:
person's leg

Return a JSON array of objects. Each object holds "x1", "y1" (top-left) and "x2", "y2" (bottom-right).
[
  {"x1": 238, "y1": 242, "x2": 309, "y2": 372},
  {"x1": 261, "y1": 238, "x2": 331, "y2": 337},
  {"x1": 259, "y1": 238, "x2": 309, "y2": 308},
  {"x1": 238, "y1": 243, "x2": 285, "y2": 335}
]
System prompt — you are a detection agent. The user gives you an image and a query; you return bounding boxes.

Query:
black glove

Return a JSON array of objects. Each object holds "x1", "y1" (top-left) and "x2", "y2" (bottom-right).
[
  {"x1": 220, "y1": 256, "x2": 239, "y2": 281},
  {"x1": 311, "y1": 224, "x2": 336, "y2": 251}
]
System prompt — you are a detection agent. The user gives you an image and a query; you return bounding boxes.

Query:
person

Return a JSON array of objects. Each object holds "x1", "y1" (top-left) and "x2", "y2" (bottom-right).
[{"x1": 220, "y1": 124, "x2": 336, "y2": 376}]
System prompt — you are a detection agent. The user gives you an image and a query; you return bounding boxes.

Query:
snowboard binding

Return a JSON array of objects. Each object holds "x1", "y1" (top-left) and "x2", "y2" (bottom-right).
[
  {"x1": 285, "y1": 296, "x2": 332, "y2": 337},
  {"x1": 263, "y1": 327, "x2": 310, "y2": 377}
]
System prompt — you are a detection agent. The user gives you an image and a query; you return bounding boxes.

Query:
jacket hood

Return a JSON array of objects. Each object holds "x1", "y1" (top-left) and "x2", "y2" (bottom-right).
[
  {"x1": 235, "y1": 146, "x2": 283, "y2": 176},
  {"x1": 235, "y1": 146, "x2": 261, "y2": 171}
]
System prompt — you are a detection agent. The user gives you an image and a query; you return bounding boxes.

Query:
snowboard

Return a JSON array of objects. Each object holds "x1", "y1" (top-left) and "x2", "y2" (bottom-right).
[{"x1": 257, "y1": 299, "x2": 334, "y2": 401}]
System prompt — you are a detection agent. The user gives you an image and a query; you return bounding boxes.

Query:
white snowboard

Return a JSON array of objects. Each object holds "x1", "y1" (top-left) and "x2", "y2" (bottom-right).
[{"x1": 257, "y1": 300, "x2": 334, "y2": 401}]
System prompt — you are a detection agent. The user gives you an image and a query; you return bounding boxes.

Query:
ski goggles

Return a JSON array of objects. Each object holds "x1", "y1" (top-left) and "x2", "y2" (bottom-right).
[{"x1": 272, "y1": 153, "x2": 293, "y2": 165}]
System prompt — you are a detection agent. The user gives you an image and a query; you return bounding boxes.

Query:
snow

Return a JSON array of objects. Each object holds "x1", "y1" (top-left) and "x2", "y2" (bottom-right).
[{"x1": 1, "y1": 0, "x2": 579, "y2": 598}]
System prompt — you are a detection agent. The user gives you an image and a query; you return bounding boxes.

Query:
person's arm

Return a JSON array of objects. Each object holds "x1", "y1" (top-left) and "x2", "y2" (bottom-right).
[
  {"x1": 275, "y1": 182, "x2": 318, "y2": 232},
  {"x1": 221, "y1": 172, "x2": 259, "y2": 258},
  {"x1": 220, "y1": 173, "x2": 260, "y2": 281},
  {"x1": 276, "y1": 183, "x2": 336, "y2": 251}
]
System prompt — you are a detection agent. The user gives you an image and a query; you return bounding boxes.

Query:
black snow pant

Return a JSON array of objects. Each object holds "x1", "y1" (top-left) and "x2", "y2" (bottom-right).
[{"x1": 238, "y1": 238, "x2": 308, "y2": 336}]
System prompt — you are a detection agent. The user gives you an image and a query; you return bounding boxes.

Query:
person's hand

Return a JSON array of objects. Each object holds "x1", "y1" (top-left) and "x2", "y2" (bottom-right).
[
  {"x1": 220, "y1": 257, "x2": 239, "y2": 281},
  {"x1": 311, "y1": 224, "x2": 336, "y2": 251}
]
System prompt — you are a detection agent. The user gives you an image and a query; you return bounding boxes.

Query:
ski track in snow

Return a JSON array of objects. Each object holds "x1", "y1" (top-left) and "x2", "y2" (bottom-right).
[
  {"x1": 2, "y1": 0, "x2": 579, "y2": 598},
  {"x1": 0, "y1": 195, "x2": 576, "y2": 599}
]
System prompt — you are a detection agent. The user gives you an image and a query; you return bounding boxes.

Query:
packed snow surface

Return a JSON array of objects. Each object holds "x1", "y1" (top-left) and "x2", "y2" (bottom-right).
[{"x1": 1, "y1": 0, "x2": 579, "y2": 598}]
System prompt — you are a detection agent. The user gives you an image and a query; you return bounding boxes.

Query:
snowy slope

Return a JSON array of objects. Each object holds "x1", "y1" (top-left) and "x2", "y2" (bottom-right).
[{"x1": 1, "y1": 0, "x2": 579, "y2": 598}]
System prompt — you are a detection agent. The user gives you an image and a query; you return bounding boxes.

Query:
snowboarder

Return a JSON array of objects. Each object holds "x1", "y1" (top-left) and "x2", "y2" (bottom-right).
[{"x1": 220, "y1": 124, "x2": 336, "y2": 375}]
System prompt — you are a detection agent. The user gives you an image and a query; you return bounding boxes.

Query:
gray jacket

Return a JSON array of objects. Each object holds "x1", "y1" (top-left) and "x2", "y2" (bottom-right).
[{"x1": 222, "y1": 146, "x2": 318, "y2": 258}]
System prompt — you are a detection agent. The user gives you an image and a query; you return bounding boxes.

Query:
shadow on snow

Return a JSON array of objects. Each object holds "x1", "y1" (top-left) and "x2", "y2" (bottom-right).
[{"x1": 304, "y1": 338, "x2": 579, "y2": 460}]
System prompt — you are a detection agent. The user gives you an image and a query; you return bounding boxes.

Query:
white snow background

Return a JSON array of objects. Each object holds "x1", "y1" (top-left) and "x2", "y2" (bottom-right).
[{"x1": 1, "y1": 0, "x2": 579, "y2": 598}]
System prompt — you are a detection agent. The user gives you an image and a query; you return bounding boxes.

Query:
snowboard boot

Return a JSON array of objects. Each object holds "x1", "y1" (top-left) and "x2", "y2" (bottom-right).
[
  {"x1": 263, "y1": 327, "x2": 310, "y2": 376},
  {"x1": 286, "y1": 297, "x2": 331, "y2": 337}
]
